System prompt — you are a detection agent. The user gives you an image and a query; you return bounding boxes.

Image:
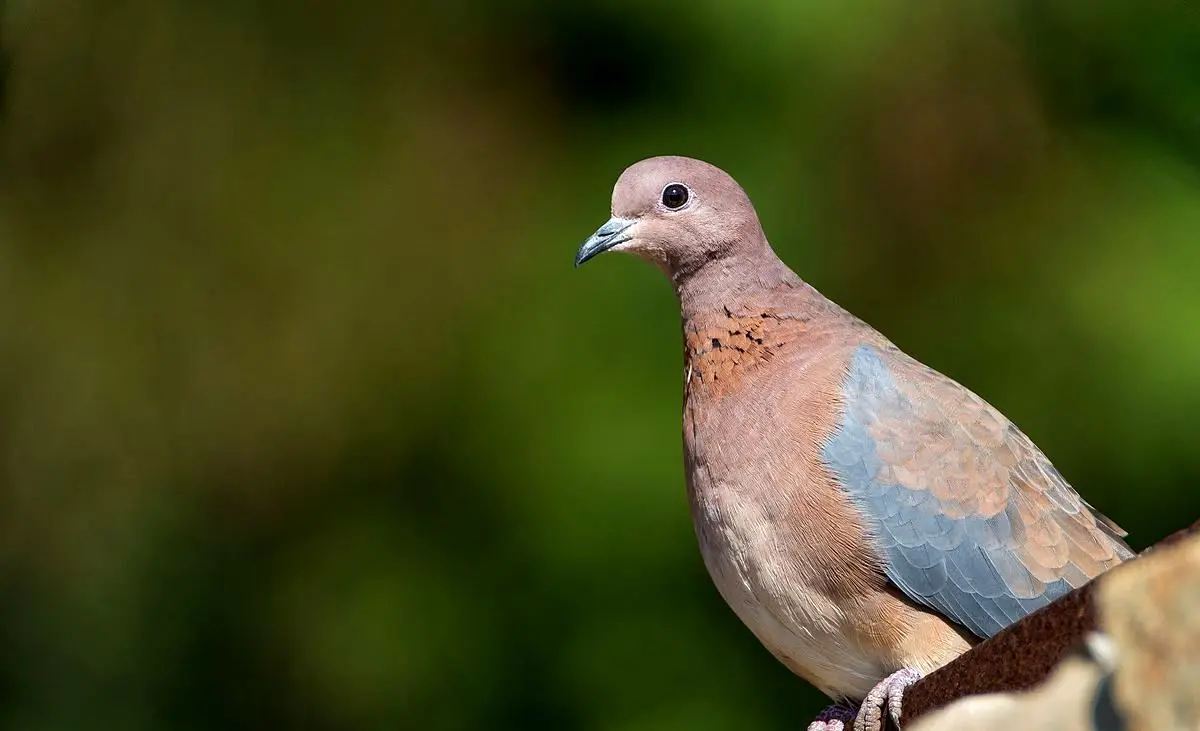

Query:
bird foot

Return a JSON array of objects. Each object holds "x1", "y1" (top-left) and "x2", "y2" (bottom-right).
[
  {"x1": 806, "y1": 701, "x2": 859, "y2": 731},
  {"x1": 853, "y1": 667, "x2": 923, "y2": 731}
]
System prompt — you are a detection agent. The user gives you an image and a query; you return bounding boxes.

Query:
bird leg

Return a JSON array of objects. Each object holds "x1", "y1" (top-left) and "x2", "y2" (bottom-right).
[
  {"x1": 806, "y1": 701, "x2": 859, "y2": 731},
  {"x1": 853, "y1": 667, "x2": 923, "y2": 731}
]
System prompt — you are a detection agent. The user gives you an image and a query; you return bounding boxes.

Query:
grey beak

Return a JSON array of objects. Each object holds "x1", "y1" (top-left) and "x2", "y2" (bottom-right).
[{"x1": 574, "y1": 217, "x2": 636, "y2": 268}]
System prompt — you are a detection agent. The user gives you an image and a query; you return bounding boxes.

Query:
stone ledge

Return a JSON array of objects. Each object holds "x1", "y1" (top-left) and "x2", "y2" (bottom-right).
[{"x1": 897, "y1": 518, "x2": 1200, "y2": 730}]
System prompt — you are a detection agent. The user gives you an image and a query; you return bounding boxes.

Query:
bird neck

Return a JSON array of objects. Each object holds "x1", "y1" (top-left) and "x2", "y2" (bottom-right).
[
  {"x1": 675, "y1": 251, "x2": 844, "y2": 391},
  {"x1": 674, "y1": 249, "x2": 820, "y2": 321}
]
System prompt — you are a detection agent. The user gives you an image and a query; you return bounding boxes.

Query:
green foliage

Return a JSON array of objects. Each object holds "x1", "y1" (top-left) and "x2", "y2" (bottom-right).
[{"x1": 0, "y1": 1, "x2": 1197, "y2": 729}]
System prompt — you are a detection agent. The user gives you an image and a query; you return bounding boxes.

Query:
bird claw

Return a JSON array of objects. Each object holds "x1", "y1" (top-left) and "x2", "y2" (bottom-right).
[
  {"x1": 807, "y1": 701, "x2": 859, "y2": 731},
  {"x1": 853, "y1": 667, "x2": 922, "y2": 731}
]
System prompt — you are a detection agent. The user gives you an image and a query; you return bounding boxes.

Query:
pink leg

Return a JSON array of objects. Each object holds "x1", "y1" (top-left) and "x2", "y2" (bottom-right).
[
  {"x1": 806, "y1": 701, "x2": 858, "y2": 731},
  {"x1": 852, "y1": 667, "x2": 922, "y2": 731}
]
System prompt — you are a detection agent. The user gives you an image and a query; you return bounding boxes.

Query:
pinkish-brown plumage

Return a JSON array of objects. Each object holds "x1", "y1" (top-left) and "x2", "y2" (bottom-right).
[
  {"x1": 574, "y1": 156, "x2": 1133, "y2": 731},
  {"x1": 682, "y1": 297, "x2": 975, "y2": 698}
]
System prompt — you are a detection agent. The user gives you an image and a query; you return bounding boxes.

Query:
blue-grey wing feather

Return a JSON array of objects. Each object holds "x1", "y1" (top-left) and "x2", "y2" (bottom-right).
[{"x1": 823, "y1": 344, "x2": 1133, "y2": 639}]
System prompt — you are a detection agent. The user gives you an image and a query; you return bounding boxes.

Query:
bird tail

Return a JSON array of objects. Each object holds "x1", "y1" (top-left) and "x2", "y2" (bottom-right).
[{"x1": 1084, "y1": 501, "x2": 1136, "y2": 560}]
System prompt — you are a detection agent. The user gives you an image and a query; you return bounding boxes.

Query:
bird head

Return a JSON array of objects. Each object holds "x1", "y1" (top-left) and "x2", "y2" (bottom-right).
[{"x1": 574, "y1": 156, "x2": 769, "y2": 282}]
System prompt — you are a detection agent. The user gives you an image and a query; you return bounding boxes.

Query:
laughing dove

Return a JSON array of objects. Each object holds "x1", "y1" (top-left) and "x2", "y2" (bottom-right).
[{"x1": 573, "y1": 156, "x2": 1134, "y2": 731}]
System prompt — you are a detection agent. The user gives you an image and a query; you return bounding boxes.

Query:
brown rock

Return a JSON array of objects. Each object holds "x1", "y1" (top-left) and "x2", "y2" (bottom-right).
[
  {"x1": 900, "y1": 519, "x2": 1200, "y2": 728},
  {"x1": 904, "y1": 528, "x2": 1200, "y2": 731},
  {"x1": 906, "y1": 634, "x2": 1119, "y2": 731},
  {"x1": 1100, "y1": 532, "x2": 1200, "y2": 731}
]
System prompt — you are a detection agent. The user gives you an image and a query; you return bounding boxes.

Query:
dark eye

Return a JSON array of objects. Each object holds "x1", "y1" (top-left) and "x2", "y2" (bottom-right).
[{"x1": 661, "y1": 183, "x2": 689, "y2": 209}]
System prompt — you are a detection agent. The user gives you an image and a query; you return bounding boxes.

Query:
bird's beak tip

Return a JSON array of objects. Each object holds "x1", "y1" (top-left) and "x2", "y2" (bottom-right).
[{"x1": 574, "y1": 217, "x2": 635, "y2": 269}]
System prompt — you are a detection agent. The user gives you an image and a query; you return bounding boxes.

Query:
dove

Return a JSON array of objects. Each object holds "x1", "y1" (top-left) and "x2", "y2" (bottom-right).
[{"x1": 573, "y1": 156, "x2": 1133, "y2": 731}]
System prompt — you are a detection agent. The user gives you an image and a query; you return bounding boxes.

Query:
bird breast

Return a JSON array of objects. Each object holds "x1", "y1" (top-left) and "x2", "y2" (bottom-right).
[{"x1": 681, "y1": 337, "x2": 895, "y2": 699}]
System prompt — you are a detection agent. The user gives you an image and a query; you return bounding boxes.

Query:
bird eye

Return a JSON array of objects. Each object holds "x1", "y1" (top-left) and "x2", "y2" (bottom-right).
[{"x1": 661, "y1": 183, "x2": 690, "y2": 210}]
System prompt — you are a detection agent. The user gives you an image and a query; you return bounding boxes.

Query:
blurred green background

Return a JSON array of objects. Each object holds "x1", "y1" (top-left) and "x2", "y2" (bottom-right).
[{"x1": 0, "y1": 1, "x2": 1198, "y2": 729}]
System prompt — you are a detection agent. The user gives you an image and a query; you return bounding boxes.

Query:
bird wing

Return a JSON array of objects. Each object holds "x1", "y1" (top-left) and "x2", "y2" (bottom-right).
[{"x1": 822, "y1": 343, "x2": 1133, "y2": 639}]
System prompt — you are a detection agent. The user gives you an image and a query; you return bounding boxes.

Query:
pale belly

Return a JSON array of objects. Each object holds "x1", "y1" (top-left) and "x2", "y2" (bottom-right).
[{"x1": 690, "y1": 481, "x2": 889, "y2": 701}]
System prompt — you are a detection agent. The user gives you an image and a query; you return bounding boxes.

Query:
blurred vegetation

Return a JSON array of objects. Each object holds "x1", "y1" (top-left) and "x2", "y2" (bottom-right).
[{"x1": 0, "y1": 1, "x2": 1197, "y2": 730}]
